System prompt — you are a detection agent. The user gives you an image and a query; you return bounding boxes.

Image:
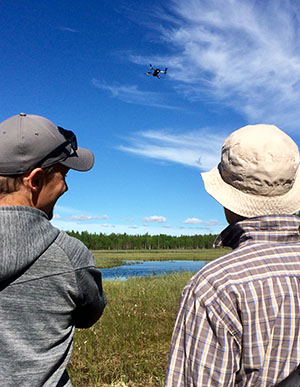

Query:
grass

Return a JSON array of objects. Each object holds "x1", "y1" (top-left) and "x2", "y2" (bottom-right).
[
  {"x1": 68, "y1": 272, "x2": 194, "y2": 386},
  {"x1": 68, "y1": 248, "x2": 231, "y2": 386},
  {"x1": 92, "y1": 248, "x2": 231, "y2": 268}
]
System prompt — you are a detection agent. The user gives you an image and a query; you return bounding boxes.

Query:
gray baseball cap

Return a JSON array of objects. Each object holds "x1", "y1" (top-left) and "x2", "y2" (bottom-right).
[{"x1": 0, "y1": 113, "x2": 94, "y2": 175}]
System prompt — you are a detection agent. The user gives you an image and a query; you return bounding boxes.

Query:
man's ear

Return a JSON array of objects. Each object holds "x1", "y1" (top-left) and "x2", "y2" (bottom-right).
[{"x1": 23, "y1": 168, "x2": 45, "y2": 193}]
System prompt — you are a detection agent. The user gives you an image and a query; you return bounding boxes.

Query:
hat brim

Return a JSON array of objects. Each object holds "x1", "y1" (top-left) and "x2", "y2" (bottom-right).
[
  {"x1": 59, "y1": 147, "x2": 94, "y2": 171},
  {"x1": 201, "y1": 164, "x2": 300, "y2": 217}
]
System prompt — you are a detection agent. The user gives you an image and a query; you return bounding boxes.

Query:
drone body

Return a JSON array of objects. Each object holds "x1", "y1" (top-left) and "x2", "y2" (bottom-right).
[{"x1": 145, "y1": 64, "x2": 168, "y2": 79}]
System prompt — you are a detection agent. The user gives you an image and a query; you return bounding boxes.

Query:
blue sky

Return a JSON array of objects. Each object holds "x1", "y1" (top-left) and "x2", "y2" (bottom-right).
[{"x1": 2, "y1": 0, "x2": 300, "y2": 236}]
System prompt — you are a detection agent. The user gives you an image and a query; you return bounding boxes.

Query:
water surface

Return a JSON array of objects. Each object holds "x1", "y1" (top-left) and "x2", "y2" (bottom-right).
[{"x1": 100, "y1": 260, "x2": 208, "y2": 281}]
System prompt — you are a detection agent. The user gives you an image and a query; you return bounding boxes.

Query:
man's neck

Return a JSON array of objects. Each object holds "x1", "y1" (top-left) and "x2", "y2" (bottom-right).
[{"x1": 0, "y1": 189, "x2": 33, "y2": 207}]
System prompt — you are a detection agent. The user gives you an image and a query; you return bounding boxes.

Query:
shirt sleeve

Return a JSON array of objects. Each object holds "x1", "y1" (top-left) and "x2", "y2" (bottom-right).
[
  {"x1": 165, "y1": 282, "x2": 241, "y2": 386},
  {"x1": 57, "y1": 232, "x2": 107, "y2": 329},
  {"x1": 72, "y1": 266, "x2": 107, "y2": 328}
]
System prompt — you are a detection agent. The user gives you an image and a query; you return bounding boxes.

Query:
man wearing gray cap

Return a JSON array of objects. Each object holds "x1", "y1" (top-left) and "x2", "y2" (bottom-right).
[
  {"x1": 0, "y1": 113, "x2": 106, "y2": 386},
  {"x1": 165, "y1": 124, "x2": 300, "y2": 386}
]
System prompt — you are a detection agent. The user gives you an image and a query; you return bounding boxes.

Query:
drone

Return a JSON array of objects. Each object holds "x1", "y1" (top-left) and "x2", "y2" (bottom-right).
[{"x1": 145, "y1": 64, "x2": 168, "y2": 79}]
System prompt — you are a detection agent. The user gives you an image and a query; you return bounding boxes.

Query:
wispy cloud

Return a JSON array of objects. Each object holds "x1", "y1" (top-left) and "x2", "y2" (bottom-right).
[
  {"x1": 57, "y1": 26, "x2": 78, "y2": 33},
  {"x1": 119, "y1": 129, "x2": 224, "y2": 170},
  {"x1": 142, "y1": 215, "x2": 167, "y2": 223},
  {"x1": 183, "y1": 217, "x2": 220, "y2": 226},
  {"x1": 132, "y1": 0, "x2": 300, "y2": 130},
  {"x1": 183, "y1": 217, "x2": 203, "y2": 224},
  {"x1": 92, "y1": 79, "x2": 180, "y2": 110},
  {"x1": 68, "y1": 214, "x2": 109, "y2": 221}
]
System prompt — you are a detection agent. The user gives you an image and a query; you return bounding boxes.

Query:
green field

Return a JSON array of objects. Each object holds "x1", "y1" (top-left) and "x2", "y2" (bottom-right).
[
  {"x1": 68, "y1": 248, "x2": 230, "y2": 386},
  {"x1": 92, "y1": 247, "x2": 231, "y2": 268}
]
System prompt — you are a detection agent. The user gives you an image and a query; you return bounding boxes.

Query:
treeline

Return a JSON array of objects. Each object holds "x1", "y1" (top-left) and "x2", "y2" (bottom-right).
[{"x1": 66, "y1": 231, "x2": 217, "y2": 250}]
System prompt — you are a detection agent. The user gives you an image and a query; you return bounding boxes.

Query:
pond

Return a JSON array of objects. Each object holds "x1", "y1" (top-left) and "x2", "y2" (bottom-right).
[{"x1": 100, "y1": 260, "x2": 208, "y2": 281}]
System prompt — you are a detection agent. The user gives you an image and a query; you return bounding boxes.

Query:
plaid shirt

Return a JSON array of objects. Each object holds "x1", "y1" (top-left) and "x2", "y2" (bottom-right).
[{"x1": 165, "y1": 215, "x2": 300, "y2": 386}]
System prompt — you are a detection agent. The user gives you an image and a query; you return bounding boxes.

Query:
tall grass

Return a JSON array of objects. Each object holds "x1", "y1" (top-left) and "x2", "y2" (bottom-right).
[
  {"x1": 68, "y1": 272, "x2": 194, "y2": 386},
  {"x1": 68, "y1": 249, "x2": 230, "y2": 386}
]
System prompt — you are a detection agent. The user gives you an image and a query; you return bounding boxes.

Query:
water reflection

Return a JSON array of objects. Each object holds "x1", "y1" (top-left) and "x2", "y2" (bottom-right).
[{"x1": 100, "y1": 260, "x2": 208, "y2": 281}]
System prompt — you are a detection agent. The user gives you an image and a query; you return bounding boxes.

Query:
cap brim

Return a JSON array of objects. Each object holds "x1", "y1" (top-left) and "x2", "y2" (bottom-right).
[{"x1": 59, "y1": 147, "x2": 94, "y2": 171}]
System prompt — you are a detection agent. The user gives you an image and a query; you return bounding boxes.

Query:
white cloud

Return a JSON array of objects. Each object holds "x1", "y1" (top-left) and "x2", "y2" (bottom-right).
[
  {"x1": 183, "y1": 217, "x2": 221, "y2": 226},
  {"x1": 132, "y1": 0, "x2": 300, "y2": 130},
  {"x1": 92, "y1": 79, "x2": 180, "y2": 110},
  {"x1": 53, "y1": 214, "x2": 62, "y2": 220},
  {"x1": 69, "y1": 214, "x2": 109, "y2": 221},
  {"x1": 142, "y1": 215, "x2": 167, "y2": 223},
  {"x1": 183, "y1": 217, "x2": 202, "y2": 224},
  {"x1": 119, "y1": 129, "x2": 224, "y2": 170}
]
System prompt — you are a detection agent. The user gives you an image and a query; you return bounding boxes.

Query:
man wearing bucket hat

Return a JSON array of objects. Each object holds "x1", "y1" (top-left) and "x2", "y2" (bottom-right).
[
  {"x1": 0, "y1": 113, "x2": 106, "y2": 386},
  {"x1": 165, "y1": 124, "x2": 300, "y2": 386}
]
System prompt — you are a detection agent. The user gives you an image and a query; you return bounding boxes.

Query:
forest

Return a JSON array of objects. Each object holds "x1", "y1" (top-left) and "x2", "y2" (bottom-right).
[{"x1": 66, "y1": 231, "x2": 217, "y2": 250}]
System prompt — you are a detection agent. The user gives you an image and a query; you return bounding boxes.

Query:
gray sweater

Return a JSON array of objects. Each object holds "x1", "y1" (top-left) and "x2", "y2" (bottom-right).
[{"x1": 0, "y1": 206, "x2": 106, "y2": 386}]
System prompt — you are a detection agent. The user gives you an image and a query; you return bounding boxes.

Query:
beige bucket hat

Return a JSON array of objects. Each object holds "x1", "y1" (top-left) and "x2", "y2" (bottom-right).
[{"x1": 201, "y1": 124, "x2": 300, "y2": 218}]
